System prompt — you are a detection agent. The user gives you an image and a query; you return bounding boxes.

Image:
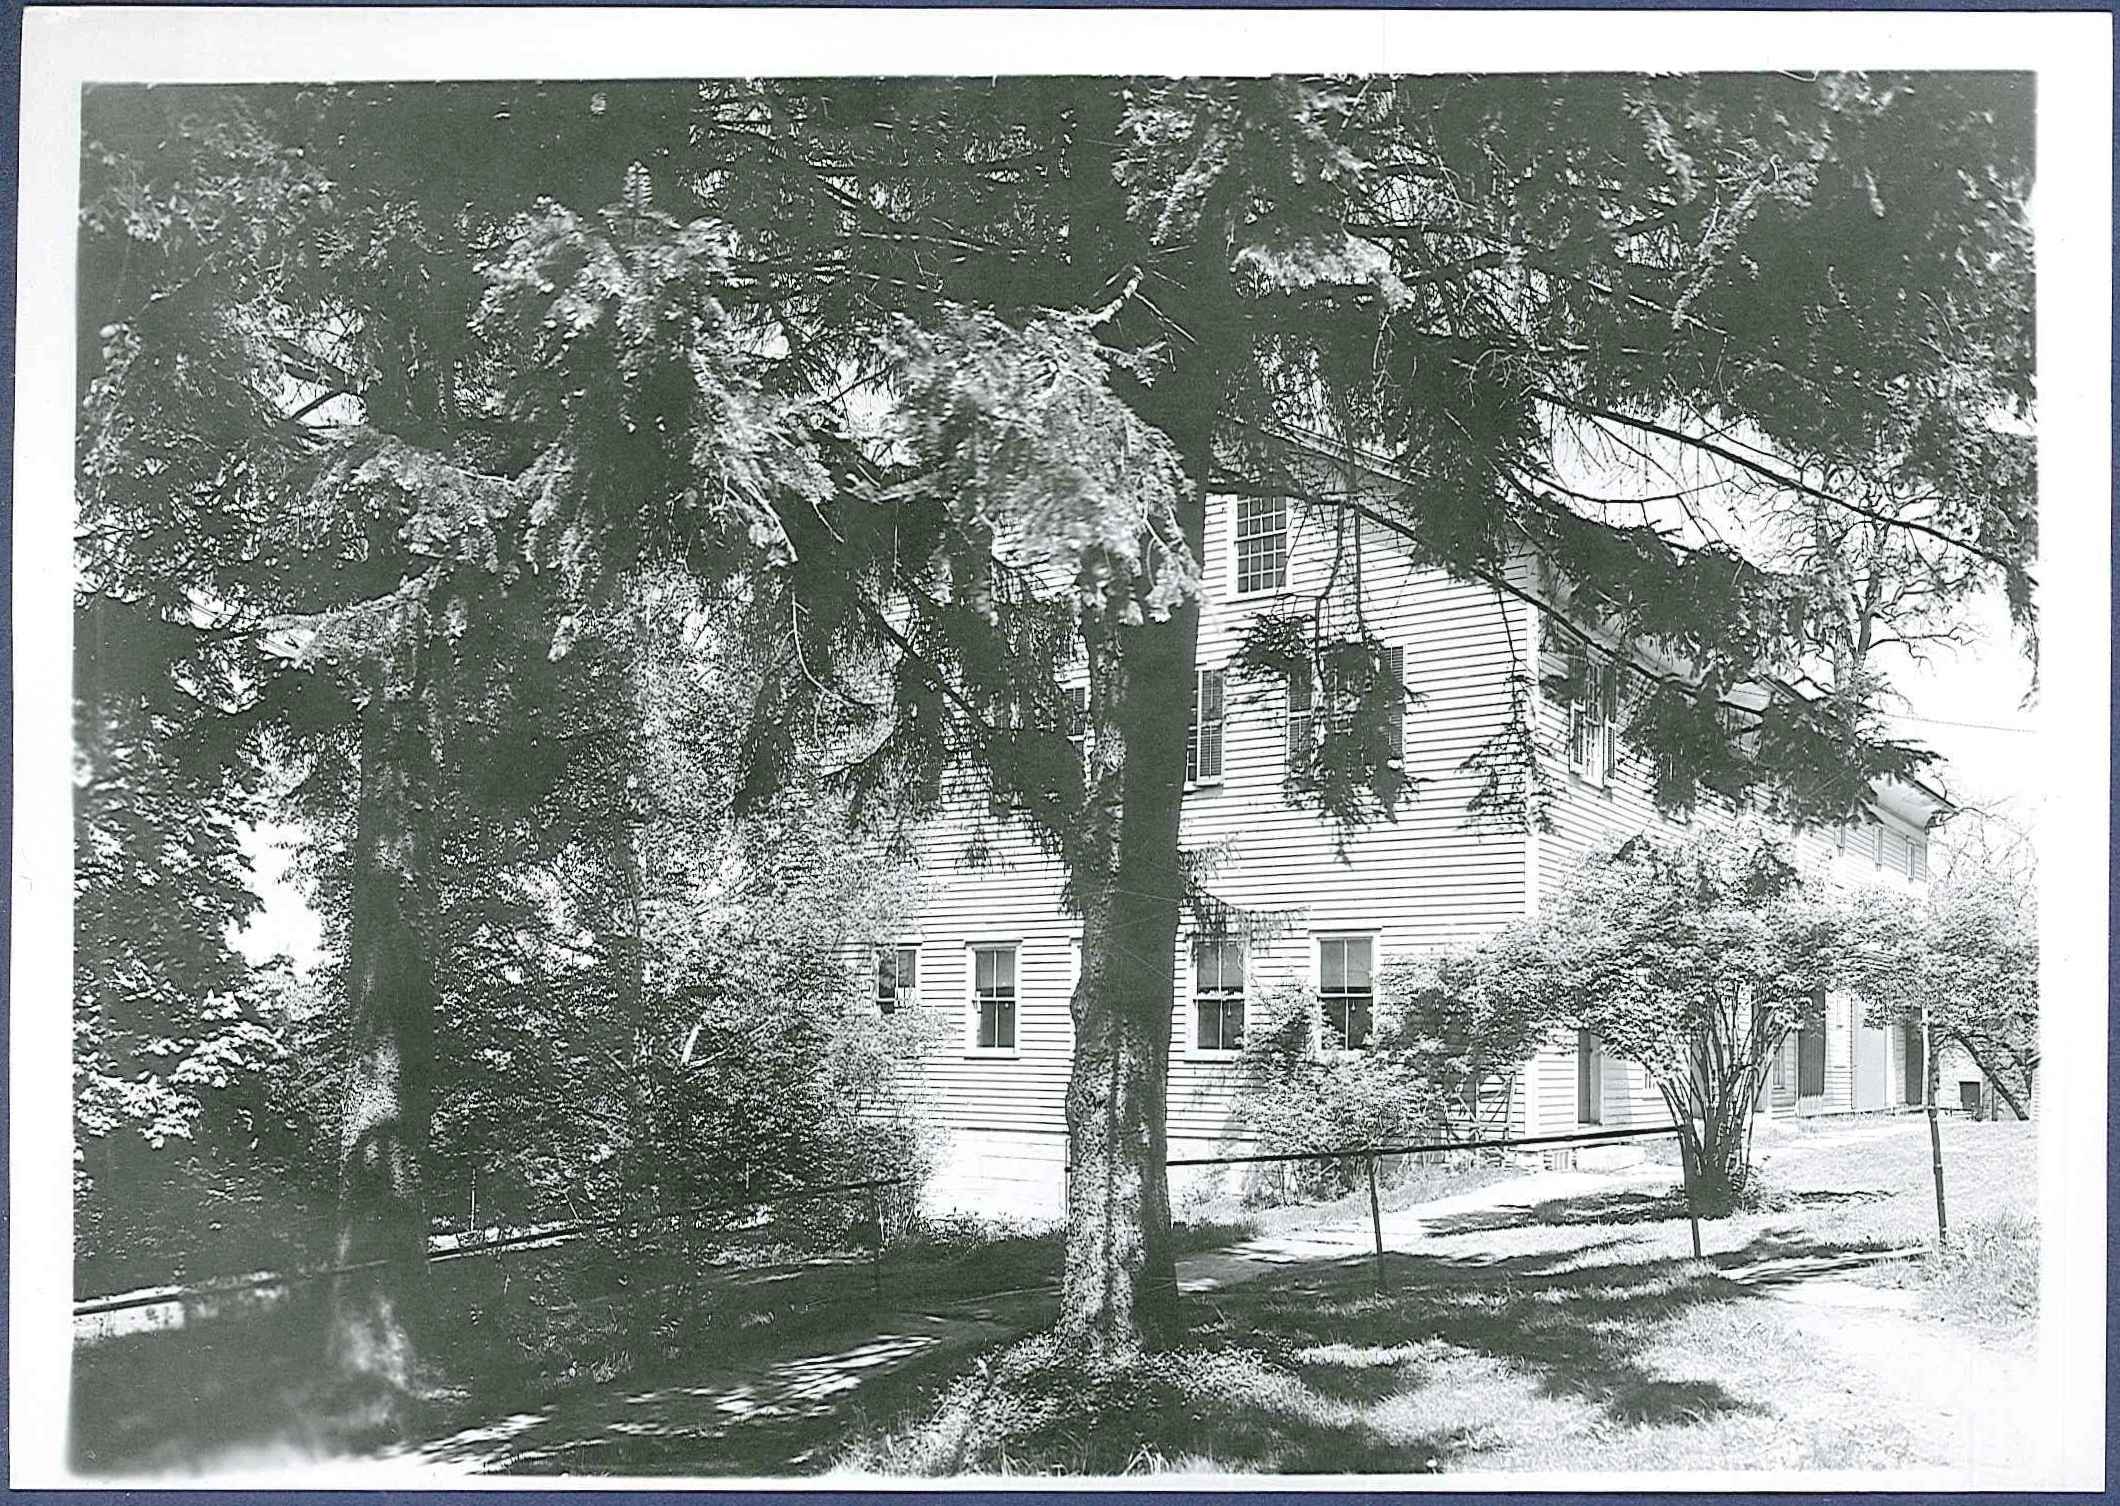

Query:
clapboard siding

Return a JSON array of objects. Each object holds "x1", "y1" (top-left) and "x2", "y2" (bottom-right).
[
  {"x1": 897, "y1": 507, "x2": 1943, "y2": 1194},
  {"x1": 901, "y1": 499, "x2": 1534, "y2": 1153}
]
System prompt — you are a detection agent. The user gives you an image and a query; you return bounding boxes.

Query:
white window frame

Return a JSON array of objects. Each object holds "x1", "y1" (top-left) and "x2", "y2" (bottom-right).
[
  {"x1": 964, "y1": 940, "x2": 1021, "y2": 1058},
  {"x1": 1314, "y1": 932, "x2": 1376, "y2": 1054},
  {"x1": 1186, "y1": 667, "x2": 1226, "y2": 787},
  {"x1": 873, "y1": 942, "x2": 920, "y2": 1015},
  {"x1": 1566, "y1": 651, "x2": 1618, "y2": 788},
  {"x1": 1186, "y1": 930, "x2": 1247, "y2": 1058},
  {"x1": 1230, "y1": 495, "x2": 1289, "y2": 598},
  {"x1": 1065, "y1": 683, "x2": 1090, "y2": 756}
]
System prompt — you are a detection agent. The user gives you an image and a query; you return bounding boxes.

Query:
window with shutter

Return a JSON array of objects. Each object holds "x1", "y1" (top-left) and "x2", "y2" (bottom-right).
[
  {"x1": 1186, "y1": 668, "x2": 1224, "y2": 784},
  {"x1": 1286, "y1": 661, "x2": 1314, "y2": 765},
  {"x1": 1384, "y1": 645, "x2": 1406, "y2": 767}
]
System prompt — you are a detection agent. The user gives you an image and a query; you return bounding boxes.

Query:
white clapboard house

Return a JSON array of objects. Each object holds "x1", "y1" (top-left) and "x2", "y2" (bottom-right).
[{"x1": 870, "y1": 485, "x2": 1952, "y2": 1216}]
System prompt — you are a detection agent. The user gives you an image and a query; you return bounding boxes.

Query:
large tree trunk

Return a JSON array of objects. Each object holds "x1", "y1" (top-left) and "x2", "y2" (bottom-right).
[
  {"x1": 1058, "y1": 590, "x2": 1199, "y2": 1359},
  {"x1": 1052, "y1": 77, "x2": 1233, "y2": 1358},
  {"x1": 327, "y1": 688, "x2": 439, "y2": 1435}
]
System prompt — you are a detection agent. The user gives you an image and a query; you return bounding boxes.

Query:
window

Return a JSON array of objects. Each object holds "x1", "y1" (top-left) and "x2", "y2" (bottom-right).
[
  {"x1": 1234, "y1": 496, "x2": 1288, "y2": 595},
  {"x1": 1318, "y1": 936, "x2": 1374, "y2": 1050},
  {"x1": 1871, "y1": 821, "x2": 1885, "y2": 869},
  {"x1": 1906, "y1": 836, "x2": 1925, "y2": 881},
  {"x1": 1066, "y1": 685, "x2": 1089, "y2": 752},
  {"x1": 874, "y1": 945, "x2": 918, "y2": 1015},
  {"x1": 1718, "y1": 702, "x2": 1762, "y2": 760},
  {"x1": 1576, "y1": 1029, "x2": 1603, "y2": 1124},
  {"x1": 1286, "y1": 661, "x2": 1314, "y2": 764},
  {"x1": 1285, "y1": 645, "x2": 1402, "y2": 770},
  {"x1": 1383, "y1": 645, "x2": 1406, "y2": 768},
  {"x1": 1186, "y1": 669, "x2": 1225, "y2": 784},
  {"x1": 971, "y1": 944, "x2": 1017, "y2": 1051},
  {"x1": 1192, "y1": 933, "x2": 1245, "y2": 1052},
  {"x1": 1566, "y1": 653, "x2": 1618, "y2": 786}
]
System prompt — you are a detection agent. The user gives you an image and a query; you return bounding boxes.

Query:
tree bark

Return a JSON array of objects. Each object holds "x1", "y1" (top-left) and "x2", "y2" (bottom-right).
[
  {"x1": 327, "y1": 687, "x2": 439, "y2": 1434},
  {"x1": 1058, "y1": 543, "x2": 1201, "y2": 1358}
]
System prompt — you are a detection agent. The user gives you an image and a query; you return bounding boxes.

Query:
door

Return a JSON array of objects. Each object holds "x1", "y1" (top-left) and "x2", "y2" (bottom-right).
[
  {"x1": 1852, "y1": 1014, "x2": 1888, "y2": 1110},
  {"x1": 1796, "y1": 1014, "x2": 1827, "y2": 1114},
  {"x1": 1902, "y1": 1020, "x2": 1926, "y2": 1105}
]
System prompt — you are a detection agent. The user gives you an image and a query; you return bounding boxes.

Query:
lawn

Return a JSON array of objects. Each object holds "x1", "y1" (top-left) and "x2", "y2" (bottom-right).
[
  {"x1": 833, "y1": 1115, "x2": 2039, "y2": 1477},
  {"x1": 72, "y1": 1117, "x2": 2037, "y2": 1479}
]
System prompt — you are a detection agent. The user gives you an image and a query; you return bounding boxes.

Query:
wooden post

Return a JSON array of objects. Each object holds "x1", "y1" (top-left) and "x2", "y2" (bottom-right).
[
  {"x1": 869, "y1": 1187, "x2": 886, "y2": 1295},
  {"x1": 1676, "y1": 1126, "x2": 1704, "y2": 1261},
  {"x1": 1365, "y1": 1154, "x2": 1386, "y2": 1291},
  {"x1": 1923, "y1": 1004, "x2": 1949, "y2": 1246}
]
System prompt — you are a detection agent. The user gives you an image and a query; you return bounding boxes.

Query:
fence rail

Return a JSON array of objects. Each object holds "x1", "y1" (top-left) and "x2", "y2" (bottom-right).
[{"x1": 74, "y1": 1174, "x2": 908, "y2": 1321}]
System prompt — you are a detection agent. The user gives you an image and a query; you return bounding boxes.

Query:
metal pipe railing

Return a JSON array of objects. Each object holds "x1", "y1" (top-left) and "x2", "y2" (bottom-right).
[{"x1": 74, "y1": 1174, "x2": 907, "y2": 1319}]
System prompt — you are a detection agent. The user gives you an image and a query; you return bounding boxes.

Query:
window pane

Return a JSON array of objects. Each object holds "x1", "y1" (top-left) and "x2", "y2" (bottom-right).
[
  {"x1": 976, "y1": 947, "x2": 996, "y2": 991},
  {"x1": 1201, "y1": 669, "x2": 1224, "y2": 722},
  {"x1": 897, "y1": 947, "x2": 918, "y2": 994},
  {"x1": 1320, "y1": 939, "x2": 1344, "y2": 991},
  {"x1": 994, "y1": 946, "x2": 1015, "y2": 992},
  {"x1": 995, "y1": 999, "x2": 1016, "y2": 1050},
  {"x1": 1344, "y1": 938, "x2": 1371, "y2": 988}
]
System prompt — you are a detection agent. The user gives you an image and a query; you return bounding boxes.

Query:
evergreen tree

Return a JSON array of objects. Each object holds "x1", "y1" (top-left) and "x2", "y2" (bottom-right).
[{"x1": 78, "y1": 74, "x2": 2035, "y2": 1386}]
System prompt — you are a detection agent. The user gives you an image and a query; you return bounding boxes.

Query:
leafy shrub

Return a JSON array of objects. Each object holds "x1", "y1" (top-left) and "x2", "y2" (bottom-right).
[{"x1": 1230, "y1": 957, "x2": 1544, "y2": 1203}]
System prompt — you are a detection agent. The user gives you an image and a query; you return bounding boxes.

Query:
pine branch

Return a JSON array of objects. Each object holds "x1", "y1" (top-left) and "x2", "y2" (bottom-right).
[{"x1": 1528, "y1": 390, "x2": 2030, "y2": 580}]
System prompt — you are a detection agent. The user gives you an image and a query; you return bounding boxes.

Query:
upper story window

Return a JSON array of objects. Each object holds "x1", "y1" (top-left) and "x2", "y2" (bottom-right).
[
  {"x1": 1284, "y1": 644, "x2": 1404, "y2": 769},
  {"x1": 1908, "y1": 836, "x2": 1927, "y2": 882},
  {"x1": 1186, "y1": 668, "x2": 1225, "y2": 785},
  {"x1": 1318, "y1": 935, "x2": 1374, "y2": 1050},
  {"x1": 1566, "y1": 652, "x2": 1618, "y2": 787},
  {"x1": 1192, "y1": 933, "x2": 1245, "y2": 1053},
  {"x1": 1066, "y1": 684, "x2": 1089, "y2": 753},
  {"x1": 1233, "y1": 497, "x2": 1288, "y2": 596},
  {"x1": 874, "y1": 944, "x2": 918, "y2": 1014},
  {"x1": 970, "y1": 943, "x2": 1017, "y2": 1052}
]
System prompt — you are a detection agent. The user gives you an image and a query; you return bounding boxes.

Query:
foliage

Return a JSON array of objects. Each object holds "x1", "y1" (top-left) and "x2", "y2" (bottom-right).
[
  {"x1": 1480, "y1": 826, "x2": 1852, "y2": 1212},
  {"x1": 1229, "y1": 955, "x2": 1544, "y2": 1201},
  {"x1": 71, "y1": 75, "x2": 2035, "y2": 1366},
  {"x1": 1842, "y1": 847, "x2": 2039, "y2": 1119}
]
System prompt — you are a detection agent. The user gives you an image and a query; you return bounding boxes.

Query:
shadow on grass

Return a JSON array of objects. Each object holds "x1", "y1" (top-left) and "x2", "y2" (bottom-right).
[{"x1": 1421, "y1": 1185, "x2": 1893, "y2": 1237}]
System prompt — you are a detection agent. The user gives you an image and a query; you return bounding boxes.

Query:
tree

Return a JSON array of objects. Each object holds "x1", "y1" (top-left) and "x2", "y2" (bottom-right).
[
  {"x1": 79, "y1": 74, "x2": 2034, "y2": 1376},
  {"x1": 1492, "y1": 827, "x2": 1849, "y2": 1213},
  {"x1": 1845, "y1": 832, "x2": 2039, "y2": 1121}
]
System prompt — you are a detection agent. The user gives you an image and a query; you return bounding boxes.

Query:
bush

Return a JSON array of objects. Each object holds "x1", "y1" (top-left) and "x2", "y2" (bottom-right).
[{"x1": 1229, "y1": 983, "x2": 1453, "y2": 1201}]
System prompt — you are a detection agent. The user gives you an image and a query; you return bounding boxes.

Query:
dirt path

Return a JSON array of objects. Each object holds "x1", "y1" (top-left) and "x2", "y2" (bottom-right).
[{"x1": 1754, "y1": 1271, "x2": 2041, "y2": 1482}]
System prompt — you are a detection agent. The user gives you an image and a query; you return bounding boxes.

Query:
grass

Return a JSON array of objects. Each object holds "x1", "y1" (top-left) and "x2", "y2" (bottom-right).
[
  {"x1": 833, "y1": 1116, "x2": 2039, "y2": 1477},
  {"x1": 75, "y1": 1118, "x2": 2036, "y2": 1477}
]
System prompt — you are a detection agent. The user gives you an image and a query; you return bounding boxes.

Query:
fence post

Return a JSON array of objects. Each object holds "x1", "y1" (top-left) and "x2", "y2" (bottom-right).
[
  {"x1": 1365, "y1": 1153, "x2": 1386, "y2": 1291},
  {"x1": 869, "y1": 1187, "x2": 885, "y2": 1295},
  {"x1": 1675, "y1": 1127, "x2": 1704, "y2": 1261},
  {"x1": 1923, "y1": 1004, "x2": 1949, "y2": 1246}
]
